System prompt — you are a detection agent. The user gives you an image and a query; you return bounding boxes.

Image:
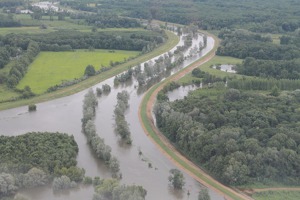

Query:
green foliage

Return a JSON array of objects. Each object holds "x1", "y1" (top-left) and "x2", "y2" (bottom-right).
[
  {"x1": 228, "y1": 78, "x2": 300, "y2": 91},
  {"x1": 81, "y1": 89, "x2": 121, "y2": 176},
  {"x1": 168, "y1": 169, "x2": 185, "y2": 189},
  {"x1": 0, "y1": 173, "x2": 17, "y2": 197},
  {"x1": 102, "y1": 84, "x2": 111, "y2": 93},
  {"x1": 18, "y1": 167, "x2": 49, "y2": 188},
  {"x1": 198, "y1": 187, "x2": 211, "y2": 200},
  {"x1": 84, "y1": 65, "x2": 96, "y2": 76},
  {"x1": 217, "y1": 29, "x2": 300, "y2": 60},
  {"x1": 83, "y1": 176, "x2": 93, "y2": 185},
  {"x1": 52, "y1": 175, "x2": 77, "y2": 192},
  {"x1": 162, "y1": 81, "x2": 180, "y2": 93},
  {"x1": 54, "y1": 166, "x2": 85, "y2": 182},
  {"x1": 93, "y1": 179, "x2": 147, "y2": 200},
  {"x1": 90, "y1": 0, "x2": 300, "y2": 32},
  {"x1": 114, "y1": 91, "x2": 132, "y2": 144},
  {"x1": 28, "y1": 104, "x2": 36, "y2": 112},
  {"x1": 236, "y1": 57, "x2": 300, "y2": 79},
  {"x1": 192, "y1": 68, "x2": 206, "y2": 78},
  {"x1": 22, "y1": 86, "x2": 35, "y2": 99},
  {"x1": 96, "y1": 87, "x2": 103, "y2": 96},
  {"x1": 6, "y1": 41, "x2": 40, "y2": 88},
  {"x1": 0, "y1": 14, "x2": 21, "y2": 27},
  {"x1": 155, "y1": 88, "x2": 300, "y2": 186},
  {"x1": 0, "y1": 132, "x2": 78, "y2": 174},
  {"x1": 83, "y1": 14, "x2": 141, "y2": 29},
  {"x1": 270, "y1": 85, "x2": 280, "y2": 97},
  {"x1": 21, "y1": 30, "x2": 164, "y2": 51},
  {"x1": 224, "y1": 88, "x2": 241, "y2": 101}
]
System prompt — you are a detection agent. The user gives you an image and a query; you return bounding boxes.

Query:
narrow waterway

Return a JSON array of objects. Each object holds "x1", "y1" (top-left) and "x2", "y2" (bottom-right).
[{"x1": 0, "y1": 32, "x2": 223, "y2": 200}]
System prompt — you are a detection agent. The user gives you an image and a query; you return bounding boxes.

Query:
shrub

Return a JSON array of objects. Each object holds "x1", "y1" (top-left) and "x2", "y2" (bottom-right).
[{"x1": 28, "y1": 104, "x2": 37, "y2": 112}]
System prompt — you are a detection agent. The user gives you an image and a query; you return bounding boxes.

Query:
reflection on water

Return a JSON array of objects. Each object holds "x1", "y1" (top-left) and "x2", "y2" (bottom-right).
[
  {"x1": 167, "y1": 85, "x2": 200, "y2": 102},
  {"x1": 0, "y1": 33, "x2": 224, "y2": 200}
]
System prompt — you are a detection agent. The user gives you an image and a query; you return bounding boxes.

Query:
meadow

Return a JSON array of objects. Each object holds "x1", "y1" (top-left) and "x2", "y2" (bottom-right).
[
  {"x1": 0, "y1": 85, "x2": 19, "y2": 102},
  {"x1": 253, "y1": 191, "x2": 300, "y2": 200},
  {"x1": 17, "y1": 50, "x2": 139, "y2": 94}
]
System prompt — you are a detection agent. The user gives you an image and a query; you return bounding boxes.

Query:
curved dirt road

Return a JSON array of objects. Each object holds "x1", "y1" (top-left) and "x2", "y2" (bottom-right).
[{"x1": 139, "y1": 33, "x2": 254, "y2": 200}]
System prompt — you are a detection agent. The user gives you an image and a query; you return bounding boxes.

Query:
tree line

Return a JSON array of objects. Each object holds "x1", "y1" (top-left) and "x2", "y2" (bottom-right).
[
  {"x1": 81, "y1": 89, "x2": 121, "y2": 178},
  {"x1": 228, "y1": 78, "x2": 300, "y2": 91},
  {"x1": 236, "y1": 57, "x2": 300, "y2": 79},
  {"x1": 25, "y1": 30, "x2": 165, "y2": 52},
  {"x1": 0, "y1": 14, "x2": 21, "y2": 27},
  {"x1": 92, "y1": 178, "x2": 147, "y2": 200},
  {"x1": 82, "y1": 13, "x2": 141, "y2": 29},
  {"x1": 6, "y1": 41, "x2": 40, "y2": 88},
  {"x1": 114, "y1": 91, "x2": 132, "y2": 144}
]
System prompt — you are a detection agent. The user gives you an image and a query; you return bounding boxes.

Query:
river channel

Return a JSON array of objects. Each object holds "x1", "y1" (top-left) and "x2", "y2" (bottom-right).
[{"x1": 0, "y1": 32, "x2": 224, "y2": 200}]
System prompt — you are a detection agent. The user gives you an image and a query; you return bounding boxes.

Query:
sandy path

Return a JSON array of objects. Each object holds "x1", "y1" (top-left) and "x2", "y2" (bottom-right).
[{"x1": 138, "y1": 34, "x2": 254, "y2": 200}]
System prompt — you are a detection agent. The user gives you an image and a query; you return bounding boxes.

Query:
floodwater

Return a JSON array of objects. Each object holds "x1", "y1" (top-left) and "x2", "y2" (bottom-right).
[
  {"x1": 212, "y1": 64, "x2": 236, "y2": 73},
  {"x1": 0, "y1": 33, "x2": 224, "y2": 200},
  {"x1": 167, "y1": 85, "x2": 201, "y2": 102}
]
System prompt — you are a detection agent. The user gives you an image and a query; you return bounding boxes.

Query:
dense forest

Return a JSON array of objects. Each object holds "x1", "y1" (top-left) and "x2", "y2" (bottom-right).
[
  {"x1": 217, "y1": 29, "x2": 300, "y2": 60},
  {"x1": 0, "y1": 132, "x2": 83, "y2": 198},
  {"x1": 154, "y1": 87, "x2": 300, "y2": 186},
  {"x1": 0, "y1": 132, "x2": 78, "y2": 174},
  {"x1": 66, "y1": 0, "x2": 300, "y2": 32}
]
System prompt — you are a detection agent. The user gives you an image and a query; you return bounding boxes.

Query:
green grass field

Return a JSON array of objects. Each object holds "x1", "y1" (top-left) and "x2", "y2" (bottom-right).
[
  {"x1": 17, "y1": 50, "x2": 139, "y2": 94},
  {"x1": 253, "y1": 191, "x2": 300, "y2": 200},
  {"x1": 0, "y1": 30, "x2": 179, "y2": 110},
  {"x1": 178, "y1": 56, "x2": 243, "y2": 84},
  {"x1": 0, "y1": 85, "x2": 20, "y2": 102}
]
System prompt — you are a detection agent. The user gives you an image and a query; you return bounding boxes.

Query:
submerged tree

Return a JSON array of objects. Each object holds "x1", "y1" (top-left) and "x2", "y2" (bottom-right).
[
  {"x1": 168, "y1": 169, "x2": 185, "y2": 189},
  {"x1": 198, "y1": 187, "x2": 210, "y2": 200}
]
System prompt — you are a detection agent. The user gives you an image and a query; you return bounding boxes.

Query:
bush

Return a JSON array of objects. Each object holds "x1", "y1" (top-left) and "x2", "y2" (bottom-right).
[
  {"x1": 96, "y1": 87, "x2": 102, "y2": 96},
  {"x1": 84, "y1": 65, "x2": 96, "y2": 76},
  {"x1": 83, "y1": 176, "x2": 93, "y2": 185},
  {"x1": 28, "y1": 104, "x2": 37, "y2": 112}
]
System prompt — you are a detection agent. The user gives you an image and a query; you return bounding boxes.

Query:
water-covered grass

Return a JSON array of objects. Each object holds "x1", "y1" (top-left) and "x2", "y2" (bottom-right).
[{"x1": 17, "y1": 50, "x2": 139, "y2": 94}]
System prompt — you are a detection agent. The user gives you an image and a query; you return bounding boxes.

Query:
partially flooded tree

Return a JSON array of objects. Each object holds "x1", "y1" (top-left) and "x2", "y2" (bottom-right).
[
  {"x1": 93, "y1": 179, "x2": 147, "y2": 200},
  {"x1": 0, "y1": 173, "x2": 17, "y2": 197},
  {"x1": 52, "y1": 175, "x2": 77, "y2": 192},
  {"x1": 198, "y1": 187, "x2": 210, "y2": 200},
  {"x1": 168, "y1": 169, "x2": 185, "y2": 189},
  {"x1": 114, "y1": 91, "x2": 132, "y2": 144}
]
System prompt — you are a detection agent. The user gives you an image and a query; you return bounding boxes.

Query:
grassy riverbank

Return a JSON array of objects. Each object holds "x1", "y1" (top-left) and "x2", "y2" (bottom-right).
[{"x1": 0, "y1": 30, "x2": 179, "y2": 111}]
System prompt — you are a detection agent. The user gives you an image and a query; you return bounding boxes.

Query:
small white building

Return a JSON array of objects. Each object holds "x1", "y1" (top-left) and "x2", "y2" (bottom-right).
[
  {"x1": 20, "y1": 9, "x2": 33, "y2": 14},
  {"x1": 32, "y1": 1, "x2": 59, "y2": 12}
]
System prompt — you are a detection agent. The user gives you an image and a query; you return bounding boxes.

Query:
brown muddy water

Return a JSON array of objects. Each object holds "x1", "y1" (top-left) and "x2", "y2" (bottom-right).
[{"x1": 0, "y1": 34, "x2": 224, "y2": 200}]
